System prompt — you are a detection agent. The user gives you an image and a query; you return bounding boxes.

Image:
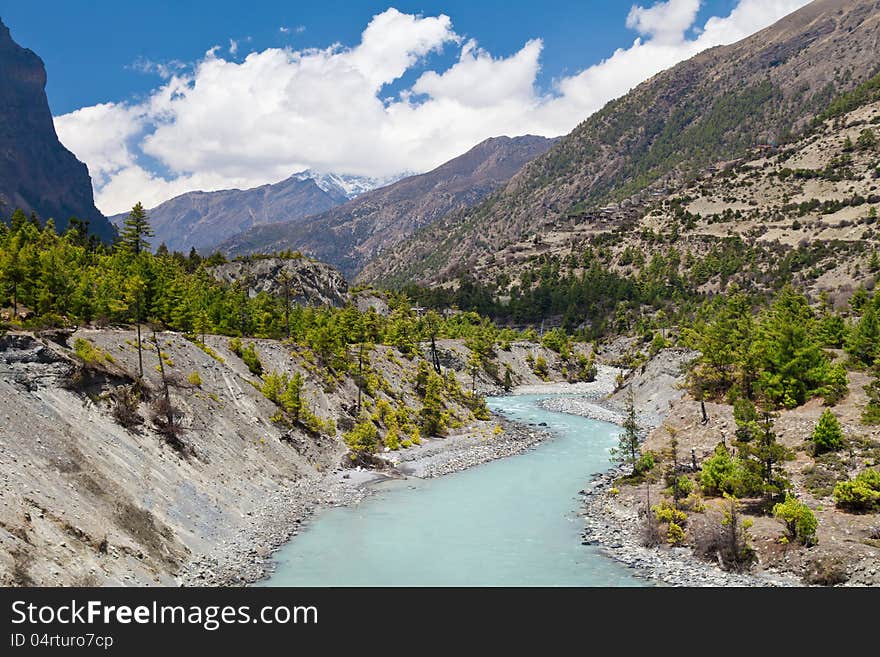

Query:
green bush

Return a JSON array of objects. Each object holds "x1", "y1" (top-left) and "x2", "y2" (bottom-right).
[
  {"x1": 240, "y1": 343, "x2": 263, "y2": 377},
  {"x1": 810, "y1": 409, "x2": 843, "y2": 454},
  {"x1": 635, "y1": 451, "x2": 655, "y2": 474},
  {"x1": 699, "y1": 443, "x2": 740, "y2": 496},
  {"x1": 533, "y1": 354, "x2": 549, "y2": 380},
  {"x1": 187, "y1": 371, "x2": 202, "y2": 387},
  {"x1": 73, "y1": 338, "x2": 114, "y2": 365},
  {"x1": 833, "y1": 469, "x2": 880, "y2": 512},
  {"x1": 343, "y1": 419, "x2": 378, "y2": 455},
  {"x1": 772, "y1": 495, "x2": 818, "y2": 545}
]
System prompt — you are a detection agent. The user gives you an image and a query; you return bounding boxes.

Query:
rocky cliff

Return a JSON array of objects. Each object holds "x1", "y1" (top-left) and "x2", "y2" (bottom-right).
[
  {"x1": 0, "y1": 18, "x2": 113, "y2": 241},
  {"x1": 208, "y1": 256, "x2": 350, "y2": 307}
]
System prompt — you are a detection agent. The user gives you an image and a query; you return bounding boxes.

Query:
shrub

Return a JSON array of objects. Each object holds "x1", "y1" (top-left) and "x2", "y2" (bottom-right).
[
  {"x1": 803, "y1": 556, "x2": 848, "y2": 586},
  {"x1": 110, "y1": 384, "x2": 143, "y2": 428},
  {"x1": 73, "y1": 338, "x2": 113, "y2": 365},
  {"x1": 240, "y1": 343, "x2": 263, "y2": 377},
  {"x1": 699, "y1": 443, "x2": 740, "y2": 496},
  {"x1": 187, "y1": 371, "x2": 202, "y2": 387},
  {"x1": 533, "y1": 354, "x2": 549, "y2": 380},
  {"x1": 810, "y1": 409, "x2": 843, "y2": 454},
  {"x1": 667, "y1": 521, "x2": 686, "y2": 546},
  {"x1": 833, "y1": 469, "x2": 880, "y2": 511},
  {"x1": 772, "y1": 495, "x2": 818, "y2": 545},
  {"x1": 384, "y1": 427, "x2": 400, "y2": 450},
  {"x1": 635, "y1": 451, "x2": 655, "y2": 474},
  {"x1": 690, "y1": 496, "x2": 756, "y2": 572},
  {"x1": 652, "y1": 500, "x2": 687, "y2": 525},
  {"x1": 343, "y1": 419, "x2": 378, "y2": 455}
]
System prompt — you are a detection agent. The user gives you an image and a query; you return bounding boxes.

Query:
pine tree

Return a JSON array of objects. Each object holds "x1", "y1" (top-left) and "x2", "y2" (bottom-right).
[
  {"x1": 810, "y1": 409, "x2": 843, "y2": 454},
  {"x1": 119, "y1": 202, "x2": 154, "y2": 256},
  {"x1": 611, "y1": 385, "x2": 640, "y2": 473}
]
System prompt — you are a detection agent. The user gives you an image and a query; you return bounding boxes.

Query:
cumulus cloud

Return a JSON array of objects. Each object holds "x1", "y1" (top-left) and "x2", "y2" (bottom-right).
[
  {"x1": 626, "y1": 0, "x2": 701, "y2": 45},
  {"x1": 55, "y1": 2, "x2": 810, "y2": 216}
]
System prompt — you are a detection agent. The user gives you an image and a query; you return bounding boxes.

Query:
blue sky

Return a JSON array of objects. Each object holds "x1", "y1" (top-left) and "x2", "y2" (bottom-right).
[
  {"x1": 0, "y1": 1, "x2": 807, "y2": 214},
  {"x1": 3, "y1": 0, "x2": 738, "y2": 115}
]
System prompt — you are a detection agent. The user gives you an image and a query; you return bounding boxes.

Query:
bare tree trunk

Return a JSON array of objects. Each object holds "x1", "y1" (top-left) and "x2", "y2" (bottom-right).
[
  {"x1": 152, "y1": 331, "x2": 173, "y2": 430},
  {"x1": 135, "y1": 298, "x2": 144, "y2": 379}
]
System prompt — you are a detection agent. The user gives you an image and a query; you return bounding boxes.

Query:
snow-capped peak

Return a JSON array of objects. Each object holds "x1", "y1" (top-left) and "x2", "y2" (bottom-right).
[{"x1": 293, "y1": 169, "x2": 410, "y2": 200}]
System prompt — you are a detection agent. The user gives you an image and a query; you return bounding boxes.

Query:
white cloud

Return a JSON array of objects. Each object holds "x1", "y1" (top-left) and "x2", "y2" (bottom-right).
[
  {"x1": 626, "y1": 0, "x2": 701, "y2": 45},
  {"x1": 229, "y1": 39, "x2": 238, "y2": 55},
  {"x1": 55, "y1": 2, "x2": 811, "y2": 216}
]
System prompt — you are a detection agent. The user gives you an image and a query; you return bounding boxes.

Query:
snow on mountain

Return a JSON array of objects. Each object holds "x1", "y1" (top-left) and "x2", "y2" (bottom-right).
[{"x1": 293, "y1": 170, "x2": 411, "y2": 200}]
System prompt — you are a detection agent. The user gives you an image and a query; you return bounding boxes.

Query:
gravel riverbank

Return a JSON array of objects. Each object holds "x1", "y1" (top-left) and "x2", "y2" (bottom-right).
[{"x1": 579, "y1": 468, "x2": 801, "y2": 587}]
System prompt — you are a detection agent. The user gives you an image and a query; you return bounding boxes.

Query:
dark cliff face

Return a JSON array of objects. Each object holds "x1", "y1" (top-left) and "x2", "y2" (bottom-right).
[{"x1": 0, "y1": 18, "x2": 114, "y2": 241}]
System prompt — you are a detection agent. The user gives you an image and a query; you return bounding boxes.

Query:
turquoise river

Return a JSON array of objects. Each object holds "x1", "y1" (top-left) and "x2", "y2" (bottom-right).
[{"x1": 261, "y1": 394, "x2": 648, "y2": 586}]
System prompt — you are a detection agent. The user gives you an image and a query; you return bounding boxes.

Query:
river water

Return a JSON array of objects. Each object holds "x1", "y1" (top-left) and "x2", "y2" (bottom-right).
[{"x1": 260, "y1": 394, "x2": 647, "y2": 586}]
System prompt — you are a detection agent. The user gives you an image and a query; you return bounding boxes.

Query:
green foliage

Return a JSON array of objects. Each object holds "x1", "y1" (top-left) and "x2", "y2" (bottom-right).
[
  {"x1": 532, "y1": 354, "x2": 549, "y2": 380},
  {"x1": 343, "y1": 419, "x2": 379, "y2": 455},
  {"x1": 73, "y1": 338, "x2": 114, "y2": 365},
  {"x1": 610, "y1": 386, "x2": 641, "y2": 473},
  {"x1": 419, "y1": 372, "x2": 447, "y2": 436},
  {"x1": 817, "y1": 71, "x2": 880, "y2": 122},
  {"x1": 846, "y1": 294, "x2": 880, "y2": 366},
  {"x1": 699, "y1": 443, "x2": 742, "y2": 496},
  {"x1": 685, "y1": 286, "x2": 845, "y2": 408},
  {"x1": 635, "y1": 451, "x2": 655, "y2": 475},
  {"x1": 119, "y1": 202, "x2": 154, "y2": 256},
  {"x1": 540, "y1": 328, "x2": 571, "y2": 359},
  {"x1": 239, "y1": 343, "x2": 263, "y2": 377},
  {"x1": 833, "y1": 469, "x2": 880, "y2": 512},
  {"x1": 732, "y1": 398, "x2": 760, "y2": 442},
  {"x1": 772, "y1": 495, "x2": 818, "y2": 545},
  {"x1": 187, "y1": 371, "x2": 202, "y2": 387},
  {"x1": 810, "y1": 409, "x2": 843, "y2": 454}
]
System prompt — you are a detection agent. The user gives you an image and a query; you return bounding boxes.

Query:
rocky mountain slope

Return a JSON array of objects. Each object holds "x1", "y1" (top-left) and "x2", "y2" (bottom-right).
[
  {"x1": 208, "y1": 256, "x2": 349, "y2": 307},
  {"x1": 0, "y1": 328, "x2": 574, "y2": 586},
  {"x1": 220, "y1": 135, "x2": 555, "y2": 278},
  {"x1": 109, "y1": 175, "x2": 348, "y2": 255},
  {"x1": 421, "y1": 92, "x2": 880, "y2": 313},
  {"x1": 362, "y1": 0, "x2": 880, "y2": 286},
  {"x1": 0, "y1": 18, "x2": 113, "y2": 241}
]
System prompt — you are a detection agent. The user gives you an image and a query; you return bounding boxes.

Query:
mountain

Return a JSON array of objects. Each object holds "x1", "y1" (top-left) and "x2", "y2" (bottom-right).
[
  {"x1": 360, "y1": 0, "x2": 880, "y2": 287},
  {"x1": 110, "y1": 174, "x2": 348, "y2": 254},
  {"x1": 293, "y1": 170, "x2": 409, "y2": 200},
  {"x1": 0, "y1": 18, "x2": 113, "y2": 241},
  {"x1": 219, "y1": 135, "x2": 556, "y2": 278}
]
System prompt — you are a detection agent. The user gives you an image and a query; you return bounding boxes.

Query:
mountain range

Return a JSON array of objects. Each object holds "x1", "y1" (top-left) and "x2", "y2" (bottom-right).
[
  {"x1": 0, "y1": 18, "x2": 113, "y2": 241},
  {"x1": 219, "y1": 135, "x2": 556, "y2": 278},
  {"x1": 108, "y1": 170, "x2": 407, "y2": 254}
]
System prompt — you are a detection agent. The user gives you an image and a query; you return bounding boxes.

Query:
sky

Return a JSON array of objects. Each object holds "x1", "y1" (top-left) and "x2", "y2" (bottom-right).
[{"x1": 1, "y1": 0, "x2": 810, "y2": 215}]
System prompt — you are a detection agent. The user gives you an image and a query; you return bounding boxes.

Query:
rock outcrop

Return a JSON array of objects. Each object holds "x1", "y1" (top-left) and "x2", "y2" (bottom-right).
[
  {"x1": 0, "y1": 18, "x2": 113, "y2": 241},
  {"x1": 208, "y1": 256, "x2": 349, "y2": 307}
]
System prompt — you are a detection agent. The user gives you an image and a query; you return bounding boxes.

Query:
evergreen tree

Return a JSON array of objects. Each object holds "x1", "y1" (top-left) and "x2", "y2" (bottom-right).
[
  {"x1": 119, "y1": 202, "x2": 154, "y2": 256},
  {"x1": 810, "y1": 408, "x2": 843, "y2": 454},
  {"x1": 611, "y1": 385, "x2": 640, "y2": 473}
]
